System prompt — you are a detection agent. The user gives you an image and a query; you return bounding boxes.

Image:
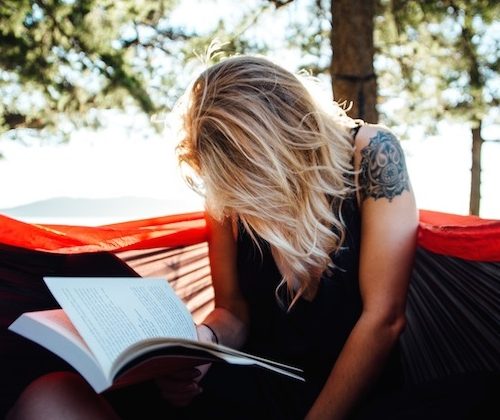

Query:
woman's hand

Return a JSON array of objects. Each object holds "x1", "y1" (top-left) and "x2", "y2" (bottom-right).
[{"x1": 154, "y1": 324, "x2": 216, "y2": 407}]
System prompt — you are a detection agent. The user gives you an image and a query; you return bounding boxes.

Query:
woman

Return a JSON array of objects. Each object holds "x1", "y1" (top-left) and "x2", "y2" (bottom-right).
[{"x1": 7, "y1": 55, "x2": 418, "y2": 420}]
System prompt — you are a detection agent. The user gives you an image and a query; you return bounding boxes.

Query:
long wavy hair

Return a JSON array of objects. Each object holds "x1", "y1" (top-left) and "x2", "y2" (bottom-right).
[{"x1": 177, "y1": 55, "x2": 357, "y2": 308}]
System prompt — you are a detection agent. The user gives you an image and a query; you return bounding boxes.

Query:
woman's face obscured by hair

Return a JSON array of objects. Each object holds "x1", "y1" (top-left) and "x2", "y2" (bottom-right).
[
  {"x1": 176, "y1": 55, "x2": 356, "y2": 301},
  {"x1": 178, "y1": 55, "x2": 322, "y2": 218}
]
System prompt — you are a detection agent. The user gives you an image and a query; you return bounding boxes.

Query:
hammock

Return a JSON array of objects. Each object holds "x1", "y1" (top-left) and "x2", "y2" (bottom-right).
[{"x1": 0, "y1": 209, "x2": 499, "y2": 415}]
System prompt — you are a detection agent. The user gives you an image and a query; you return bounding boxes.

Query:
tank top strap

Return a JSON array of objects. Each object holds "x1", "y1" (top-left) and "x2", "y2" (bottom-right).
[{"x1": 350, "y1": 120, "x2": 365, "y2": 142}]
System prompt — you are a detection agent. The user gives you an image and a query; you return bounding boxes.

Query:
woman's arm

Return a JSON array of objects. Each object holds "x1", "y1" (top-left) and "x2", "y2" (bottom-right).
[
  {"x1": 199, "y1": 212, "x2": 249, "y2": 348},
  {"x1": 305, "y1": 125, "x2": 418, "y2": 420},
  {"x1": 156, "y1": 212, "x2": 249, "y2": 406}
]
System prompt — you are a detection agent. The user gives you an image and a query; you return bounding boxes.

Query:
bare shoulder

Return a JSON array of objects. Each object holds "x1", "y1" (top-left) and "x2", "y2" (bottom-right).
[
  {"x1": 353, "y1": 123, "x2": 395, "y2": 152},
  {"x1": 352, "y1": 123, "x2": 411, "y2": 203}
]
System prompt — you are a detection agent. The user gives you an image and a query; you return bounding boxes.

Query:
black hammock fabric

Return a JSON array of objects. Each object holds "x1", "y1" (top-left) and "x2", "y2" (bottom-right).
[
  {"x1": 401, "y1": 247, "x2": 499, "y2": 384},
  {"x1": 0, "y1": 210, "x2": 498, "y2": 417}
]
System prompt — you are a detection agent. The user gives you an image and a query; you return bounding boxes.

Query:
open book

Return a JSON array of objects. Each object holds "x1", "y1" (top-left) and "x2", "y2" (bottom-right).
[{"x1": 9, "y1": 277, "x2": 303, "y2": 393}]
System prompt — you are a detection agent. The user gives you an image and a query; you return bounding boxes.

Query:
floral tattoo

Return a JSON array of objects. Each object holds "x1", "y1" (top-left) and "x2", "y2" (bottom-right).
[{"x1": 359, "y1": 131, "x2": 410, "y2": 202}]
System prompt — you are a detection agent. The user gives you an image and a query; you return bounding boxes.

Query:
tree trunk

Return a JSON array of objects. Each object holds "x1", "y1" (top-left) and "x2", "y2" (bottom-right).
[
  {"x1": 330, "y1": 0, "x2": 378, "y2": 123},
  {"x1": 469, "y1": 121, "x2": 483, "y2": 216}
]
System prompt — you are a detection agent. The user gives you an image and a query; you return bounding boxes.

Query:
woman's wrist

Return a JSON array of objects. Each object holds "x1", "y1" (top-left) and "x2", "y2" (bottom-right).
[{"x1": 197, "y1": 323, "x2": 219, "y2": 344}]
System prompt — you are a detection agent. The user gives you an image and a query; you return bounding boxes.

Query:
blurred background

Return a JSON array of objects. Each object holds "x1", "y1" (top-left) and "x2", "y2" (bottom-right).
[{"x1": 0, "y1": 0, "x2": 498, "y2": 225}]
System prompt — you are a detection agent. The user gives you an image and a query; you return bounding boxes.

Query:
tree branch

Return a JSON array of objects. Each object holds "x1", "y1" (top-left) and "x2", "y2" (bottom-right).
[
  {"x1": 2, "y1": 112, "x2": 46, "y2": 130},
  {"x1": 269, "y1": 0, "x2": 295, "y2": 9}
]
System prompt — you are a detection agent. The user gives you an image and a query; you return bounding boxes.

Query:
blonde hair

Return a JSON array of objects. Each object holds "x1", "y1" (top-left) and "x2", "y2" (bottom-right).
[{"x1": 177, "y1": 55, "x2": 356, "y2": 308}]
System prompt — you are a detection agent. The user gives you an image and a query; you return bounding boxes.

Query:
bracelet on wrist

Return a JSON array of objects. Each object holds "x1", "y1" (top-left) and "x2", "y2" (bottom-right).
[{"x1": 200, "y1": 323, "x2": 219, "y2": 344}]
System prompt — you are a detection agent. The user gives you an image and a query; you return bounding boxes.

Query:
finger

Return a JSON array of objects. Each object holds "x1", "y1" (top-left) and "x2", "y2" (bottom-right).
[
  {"x1": 165, "y1": 391, "x2": 202, "y2": 408},
  {"x1": 155, "y1": 368, "x2": 201, "y2": 386},
  {"x1": 165, "y1": 395, "x2": 196, "y2": 408},
  {"x1": 194, "y1": 362, "x2": 211, "y2": 371},
  {"x1": 156, "y1": 379, "x2": 198, "y2": 392},
  {"x1": 169, "y1": 367, "x2": 202, "y2": 380},
  {"x1": 159, "y1": 383, "x2": 201, "y2": 398},
  {"x1": 160, "y1": 386, "x2": 203, "y2": 406}
]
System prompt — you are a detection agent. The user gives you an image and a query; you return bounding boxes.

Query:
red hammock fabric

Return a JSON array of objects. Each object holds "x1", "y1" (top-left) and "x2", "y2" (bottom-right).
[
  {"x1": 1, "y1": 209, "x2": 499, "y2": 261},
  {"x1": 0, "y1": 212, "x2": 207, "y2": 253},
  {"x1": 418, "y1": 210, "x2": 500, "y2": 262},
  {"x1": 0, "y1": 208, "x2": 498, "y2": 416}
]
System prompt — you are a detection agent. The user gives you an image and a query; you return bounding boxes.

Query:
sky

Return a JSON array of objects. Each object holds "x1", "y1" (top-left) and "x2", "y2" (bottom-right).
[
  {"x1": 0, "y1": 110, "x2": 204, "y2": 219},
  {"x1": 1, "y1": 110, "x2": 498, "y2": 224},
  {"x1": 0, "y1": 0, "x2": 498, "y2": 224}
]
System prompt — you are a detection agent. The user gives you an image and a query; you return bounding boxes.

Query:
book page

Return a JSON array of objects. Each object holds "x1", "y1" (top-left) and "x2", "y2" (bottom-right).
[
  {"x1": 111, "y1": 339, "x2": 305, "y2": 383},
  {"x1": 8, "y1": 309, "x2": 111, "y2": 392},
  {"x1": 11, "y1": 309, "x2": 95, "y2": 359},
  {"x1": 43, "y1": 277, "x2": 197, "y2": 376}
]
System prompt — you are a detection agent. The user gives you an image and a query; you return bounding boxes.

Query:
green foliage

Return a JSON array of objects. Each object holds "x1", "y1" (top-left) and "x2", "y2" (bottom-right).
[
  {"x1": 377, "y1": 0, "x2": 499, "y2": 132},
  {"x1": 2, "y1": 0, "x2": 497, "y2": 143},
  {"x1": 283, "y1": 0, "x2": 331, "y2": 75},
  {"x1": 225, "y1": 0, "x2": 499, "y2": 137},
  {"x1": 0, "y1": 0, "x2": 284, "y2": 139},
  {"x1": 178, "y1": 1, "x2": 274, "y2": 64},
  {"x1": 0, "y1": 0, "x2": 182, "y2": 133}
]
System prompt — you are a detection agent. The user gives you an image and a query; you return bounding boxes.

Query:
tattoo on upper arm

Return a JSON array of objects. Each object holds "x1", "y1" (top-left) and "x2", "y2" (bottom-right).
[{"x1": 359, "y1": 130, "x2": 410, "y2": 202}]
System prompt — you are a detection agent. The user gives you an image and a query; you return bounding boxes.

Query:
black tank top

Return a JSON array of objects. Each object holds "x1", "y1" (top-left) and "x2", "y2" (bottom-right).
[
  {"x1": 236, "y1": 196, "x2": 364, "y2": 389},
  {"x1": 236, "y1": 124, "x2": 403, "y2": 397}
]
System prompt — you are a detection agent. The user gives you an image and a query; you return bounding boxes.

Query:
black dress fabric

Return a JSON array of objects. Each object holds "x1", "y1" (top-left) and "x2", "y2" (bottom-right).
[
  {"x1": 232, "y1": 195, "x2": 404, "y2": 419},
  {"x1": 236, "y1": 198, "x2": 365, "y2": 378}
]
